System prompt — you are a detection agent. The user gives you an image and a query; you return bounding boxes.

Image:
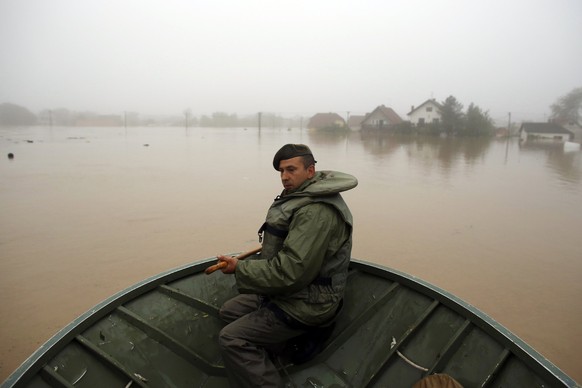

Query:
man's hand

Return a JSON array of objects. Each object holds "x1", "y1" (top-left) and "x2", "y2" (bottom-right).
[{"x1": 216, "y1": 254, "x2": 238, "y2": 274}]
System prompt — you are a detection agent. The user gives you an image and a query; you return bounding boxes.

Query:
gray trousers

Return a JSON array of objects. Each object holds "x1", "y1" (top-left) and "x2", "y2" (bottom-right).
[{"x1": 218, "y1": 294, "x2": 305, "y2": 388}]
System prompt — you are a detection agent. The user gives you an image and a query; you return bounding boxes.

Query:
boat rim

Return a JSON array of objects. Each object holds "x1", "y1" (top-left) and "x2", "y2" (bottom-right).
[{"x1": 2, "y1": 257, "x2": 578, "y2": 387}]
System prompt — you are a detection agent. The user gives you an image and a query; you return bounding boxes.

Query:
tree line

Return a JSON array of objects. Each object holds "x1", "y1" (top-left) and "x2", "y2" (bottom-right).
[
  {"x1": 439, "y1": 95, "x2": 495, "y2": 136},
  {"x1": 2, "y1": 87, "x2": 580, "y2": 129},
  {"x1": 392, "y1": 96, "x2": 495, "y2": 136},
  {"x1": 0, "y1": 104, "x2": 302, "y2": 128}
]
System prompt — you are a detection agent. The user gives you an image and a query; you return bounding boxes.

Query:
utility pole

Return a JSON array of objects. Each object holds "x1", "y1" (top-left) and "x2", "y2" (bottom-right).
[
  {"x1": 184, "y1": 109, "x2": 191, "y2": 130},
  {"x1": 258, "y1": 112, "x2": 262, "y2": 131},
  {"x1": 505, "y1": 112, "x2": 511, "y2": 163}
]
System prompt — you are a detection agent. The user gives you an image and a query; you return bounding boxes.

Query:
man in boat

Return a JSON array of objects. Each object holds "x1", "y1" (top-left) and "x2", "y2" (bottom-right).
[{"x1": 216, "y1": 144, "x2": 357, "y2": 387}]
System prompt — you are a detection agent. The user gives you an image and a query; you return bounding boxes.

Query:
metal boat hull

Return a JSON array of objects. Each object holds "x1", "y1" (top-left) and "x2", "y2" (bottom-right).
[{"x1": 2, "y1": 258, "x2": 579, "y2": 387}]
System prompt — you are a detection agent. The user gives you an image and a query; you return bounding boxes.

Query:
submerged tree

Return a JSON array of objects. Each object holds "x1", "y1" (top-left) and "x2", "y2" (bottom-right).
[
  {"x1": 550, "y1": 87, "x2": 582, "y2": 124},
  {"x1": 464, "y1": 103, "x2": 494, "y2": 135},
  {"x1": 440, "y1": 96, "x2": 464, "y2": 134}
]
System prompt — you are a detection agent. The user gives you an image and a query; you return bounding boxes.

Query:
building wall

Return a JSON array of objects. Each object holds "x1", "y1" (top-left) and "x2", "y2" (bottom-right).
[
  {"x1": 521, "y1": 131, "x2": 571, "y2": 141},
  {"x1": 561, "y1": 123, "x2": 582, "y2": 143},
  {"x1": 363, "y1": 111, "x2": 385, "y2": 127},
  {"x1": 362, "y1": 111, "x2": 394, "y2": 128},
  {"x1": 409, "y1": 102, "x2": 441, "y2": 126}
]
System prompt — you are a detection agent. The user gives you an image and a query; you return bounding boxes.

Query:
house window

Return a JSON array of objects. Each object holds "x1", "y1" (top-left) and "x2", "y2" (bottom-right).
[
  {"x1": 426, "y1": 107, "x2": 433, "y2": 112},
  {"x1": 418, "y1": 118, "x2": 425, "y2": 126},
  {"x1": 432, "y1": 118, "x2": 439, "y2": 124}
]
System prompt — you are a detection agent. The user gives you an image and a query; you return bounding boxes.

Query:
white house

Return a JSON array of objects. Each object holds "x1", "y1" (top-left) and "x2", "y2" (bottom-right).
[
  {"x1": 554, "y1": 119, "x2": 582, "y2": 143},
  {"x1": 407, "y1": 99, "x2": 442, "y2": 126},
  {"x1": 519, "y1": 122, "x2": 574, "y2": 142}
]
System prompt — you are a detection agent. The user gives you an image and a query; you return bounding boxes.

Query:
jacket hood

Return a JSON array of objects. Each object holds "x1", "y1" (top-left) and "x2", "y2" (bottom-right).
[{"x1": 287, "y1": 170, "x2": 357, "y2": 197}]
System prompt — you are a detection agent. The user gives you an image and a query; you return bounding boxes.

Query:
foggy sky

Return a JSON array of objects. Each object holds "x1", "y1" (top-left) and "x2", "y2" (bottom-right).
[{"x1": 1, "y1": 0, "x2": 581, "y2": 124}]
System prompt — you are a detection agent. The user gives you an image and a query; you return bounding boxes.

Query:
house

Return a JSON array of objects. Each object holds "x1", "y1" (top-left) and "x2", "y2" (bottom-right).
[
  {"x1": 407, "y1": 99, "x2": 442, "y2": 126},
  {"x1": 519, "y1": 122, "x2": 573, "y2": 142},
  {"x1": 347, "y1": 115, "x2": 365, "y2": 130},
  {"x1": 360, "y1": 105, "x2": 403, "y2": 130},
  {"x1": 552, "y1": 118, "x2": 582, "y2": 143},
  {"x1": 307, "y1": 113, "x2": 346, "y2": 130}
]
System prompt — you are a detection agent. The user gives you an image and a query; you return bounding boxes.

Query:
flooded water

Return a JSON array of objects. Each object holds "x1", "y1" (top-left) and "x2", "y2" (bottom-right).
[{"x1": 1, "y1": 126, "x2": 581, "y2": 382}]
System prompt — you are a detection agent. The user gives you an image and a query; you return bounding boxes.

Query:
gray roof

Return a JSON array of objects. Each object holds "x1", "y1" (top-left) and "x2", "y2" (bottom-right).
[{"x1": 520, "y1": 122, "x2": 573, "y2": 134}]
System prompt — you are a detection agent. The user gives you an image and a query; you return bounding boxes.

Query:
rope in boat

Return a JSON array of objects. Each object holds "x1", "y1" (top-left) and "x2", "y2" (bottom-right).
[
  {"x1": 396, "y1": 350, "x2": 429, "y2": 372},
  {"x1": 391, "y1": 337, "x2": 429, "y2": 372}
]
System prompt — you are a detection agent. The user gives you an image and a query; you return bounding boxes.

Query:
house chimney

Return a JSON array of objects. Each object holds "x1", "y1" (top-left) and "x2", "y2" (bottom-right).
[{"x1": 411, "y1": 105, "x2": 414, "y2": 111}]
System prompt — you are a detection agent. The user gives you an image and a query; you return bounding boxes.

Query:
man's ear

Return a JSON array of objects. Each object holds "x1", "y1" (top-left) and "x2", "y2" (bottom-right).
[{"x1": 307, "y1": 164, "x2": 315, "y2": 178}]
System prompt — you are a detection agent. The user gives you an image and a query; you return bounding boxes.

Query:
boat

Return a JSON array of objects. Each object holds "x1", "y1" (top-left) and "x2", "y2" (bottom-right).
[{"x1": 2, "y1": 256, "x2": 579, "y2": 388}]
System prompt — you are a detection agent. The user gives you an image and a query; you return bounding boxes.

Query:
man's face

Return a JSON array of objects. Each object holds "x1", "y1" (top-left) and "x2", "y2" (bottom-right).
[{"x1": 279, "y1": 156, "x2": 315, "y2": 192}]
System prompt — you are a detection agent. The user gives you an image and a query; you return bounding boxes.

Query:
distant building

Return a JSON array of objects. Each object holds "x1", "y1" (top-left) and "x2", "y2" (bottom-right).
[
  {"x1": 74, "y1": 115, "x2": 123, "y2": 127},
  {"x1": 361, "y1": 105, "x2": 403, "y2": 130},
  {"x1": 495, "y1": 127, "x2": 509, "y2": 138},
  {"x1": 347, "y1": 115, "x2": 365, "y2": 130},
  {"x1": 407, "y1": 99, "x2": 442, "y2": 126},
  {"x1": 519, "y1": 122, "x2": 573, "y2": 142},
  {"x1": 307, "y1": 113, "x2": 346, "y2": 130},
  {"x1": 552, "y1": 118, "x2": 582, "y2": 143}
]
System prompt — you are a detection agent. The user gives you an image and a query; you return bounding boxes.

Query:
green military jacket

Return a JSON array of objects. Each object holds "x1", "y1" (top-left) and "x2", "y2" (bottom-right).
[{"x1": 235, "y1": 170, "x2": 357, "y2": 326}]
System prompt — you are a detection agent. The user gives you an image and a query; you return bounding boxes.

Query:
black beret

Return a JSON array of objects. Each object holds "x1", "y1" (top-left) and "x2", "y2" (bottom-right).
[{"x1": 273, "y1": 144, "x2": 315, "y2": 170}]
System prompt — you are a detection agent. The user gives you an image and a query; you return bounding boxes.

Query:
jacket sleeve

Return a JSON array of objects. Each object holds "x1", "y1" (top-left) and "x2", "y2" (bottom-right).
[{"x1": 235, "y1": 203, "x2": 340, "y2": 295}]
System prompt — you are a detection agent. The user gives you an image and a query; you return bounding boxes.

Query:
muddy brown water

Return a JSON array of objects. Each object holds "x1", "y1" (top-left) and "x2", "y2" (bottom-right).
[{"x1": 1, "y1": 126, "x2": 581, "y2": 383}]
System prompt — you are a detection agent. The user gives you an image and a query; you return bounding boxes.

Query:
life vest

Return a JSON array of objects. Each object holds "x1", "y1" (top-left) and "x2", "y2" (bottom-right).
[{"x1": 257, "y1": 171, "x2": 356, "y2": 321}]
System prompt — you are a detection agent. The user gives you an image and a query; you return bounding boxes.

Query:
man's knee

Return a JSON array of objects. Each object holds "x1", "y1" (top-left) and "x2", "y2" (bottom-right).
[
  {"x1": 219, "y1": 294, "x2": 261, "y2": 323},
  {"x1": 219, "y1": 300, "x2": 243, "y2": 323}
]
